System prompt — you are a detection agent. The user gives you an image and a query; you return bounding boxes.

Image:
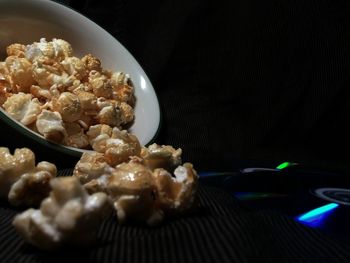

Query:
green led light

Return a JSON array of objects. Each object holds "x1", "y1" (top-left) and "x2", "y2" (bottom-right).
[{"x1": 276, "y1": 162, "x2": 293, "y2": 170}]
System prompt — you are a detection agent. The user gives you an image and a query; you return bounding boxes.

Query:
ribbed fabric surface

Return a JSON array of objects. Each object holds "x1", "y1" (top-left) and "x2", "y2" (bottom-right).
[
  {"x1": 1, "y1": 0, "x2": 350, "y2": 261},
  {"x1": 0, "y1": 170, "x2": 350, "y2": 263}
]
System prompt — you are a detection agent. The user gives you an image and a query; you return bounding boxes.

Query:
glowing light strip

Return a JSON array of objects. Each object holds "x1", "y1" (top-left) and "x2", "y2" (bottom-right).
[
  {"x1": 276, "y1": 162, "x2": 294, "y2": 170},
  {"x1": 297, "y1": 203, "x2": 339, "y2": 227}
]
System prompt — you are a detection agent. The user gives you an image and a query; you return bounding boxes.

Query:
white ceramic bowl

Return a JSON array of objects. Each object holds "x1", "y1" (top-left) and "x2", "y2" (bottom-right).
[{"x1": 0, "y1": 0, "x2": 160, "y2": 157}]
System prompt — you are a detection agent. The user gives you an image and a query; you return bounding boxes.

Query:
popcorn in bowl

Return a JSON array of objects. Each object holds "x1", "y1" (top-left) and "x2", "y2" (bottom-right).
[{"x1": 0, "y1": 38, "x2": 136, "y2": 150}]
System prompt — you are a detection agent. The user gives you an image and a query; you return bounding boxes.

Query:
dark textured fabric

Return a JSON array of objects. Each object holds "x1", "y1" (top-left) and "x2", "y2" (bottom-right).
[
  {"x1": 0, "y1": 170, "x2": 349, "y2": 263},
  {"x1": 2, "y1": 0, "x2": 350, "y2": 262}
]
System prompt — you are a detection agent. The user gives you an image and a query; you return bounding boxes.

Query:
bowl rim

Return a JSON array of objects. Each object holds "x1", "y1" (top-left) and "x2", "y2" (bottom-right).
[
  {"x1": 0, "y1": 108, "x2": 90, "y2": 157},
  {"x1": 0, "y1": 0, "x2": 162, "y2": 157}
]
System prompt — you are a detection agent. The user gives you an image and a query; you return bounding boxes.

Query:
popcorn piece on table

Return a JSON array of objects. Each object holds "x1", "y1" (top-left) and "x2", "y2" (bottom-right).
[
  {"x1": 12, "y1": 177, "x2": 111, "y2": 250},
  {"x1": 73, "y1": 151, "x2": 113, "y2": 184},
  {"x1": 153, "y1": 163, "x2": 198, "y2": 214},
  {"x1": 141, "y1": 143, "x2": 182, "y2": 171},
  {"x1": 0, "y1": 147, "x2": 57, "y2": 206},
  {"x1": 83, "y1": 159, "x2": 164, "y2": 226},
  {"x1": 108, "y1": 160, "x2": 164, "y2": 226},
  {"x1": 8, "y1": 161, "x2": 57, "y2": 206},
  {"x1": 87, "y1": 125, "x2": 141, "y2": 166},
  {"x1": 74, "y1": 149, "x2": 198, "y2": 226}
]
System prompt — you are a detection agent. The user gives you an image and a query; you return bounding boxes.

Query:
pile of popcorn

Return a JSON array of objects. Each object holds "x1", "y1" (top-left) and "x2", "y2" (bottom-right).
[
  {"x1": 0, "y1": 38, "x2": 135, "y2": 149},
  {"x1": 0, "y1": 38, "x2": 199, "y2": 251},
  {"x1": 1, "y1": 141, "x2": 198, "y2": 250}
]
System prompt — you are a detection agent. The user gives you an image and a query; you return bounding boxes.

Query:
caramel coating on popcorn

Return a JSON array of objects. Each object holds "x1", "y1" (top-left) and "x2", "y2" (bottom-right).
[
  {"x1": 0, "y1": 82, "x2": 11, "y2": 105},
  {"x1": 25, "y1": 38, "x2": 73, "y2": 62},
  {"x1": 73, "y1": 143, "x2": 198, "y2": 226},
  {"x1": 36, "y1": 110, "x2": 66, "y2": 143},
  {"x1": 81, "y1": 54, "x2": 102, "y2": 72},
  {"x1": 107, "y1": 161, "x2": 163, "y2": 225},
  {"x1": 86, "y1": 126, "x2": 141, "y2": 166},
  {"x1": 6, "y1": 43, "x2": 26, "y2": 58},
  {"x1": 117, "y1": 101, "x2": 134, "y2": 124},
  {"x1": 153, "y1": 163, "x2": 198, "y2": 213},
  {"x1": 97, "y1": 104, "x2": 122, "y2": 127},
  {"x1": 8, "y1": 162, "x2": 57, "y2": 206},
  {"x1": 52, "y1": 92, "x2": 82, "y2": 122},
  {"x1": 5, "y1": 56, "x2": 35, "y2": 92},
  {"x1": 2, "y1": 92, "x2": 41, "y2": 125},
  {"x1": 111, "y1": 72, "x2": 135, "y2": 105},
  {"x1": 141, "y1": 143, "x2": 182, "y2": 171},
  {"x1": 0, "y1": 147, "x2": 56, "y2": 206},
  {"x1": 73, "y1": 151, "x2": 111, "y2": 184},
  {"x1": 61, "y1": 56, "x2": 87, "y2": 80},
  {"x1": 0, "y1": 38, "x2": 136, "y2": 150},
  {"x1": 12, "y1": 177, "x2": 111, "y2": 250},
  {"x1": 64, "y1": 122, "x2": 89, "y2": 149},
  {"x1": 74, "y1": 89, "x2": 98, "y2": 113},
  {"x1": 89, "y1": 70, "x2": 113, "y2": 99}
]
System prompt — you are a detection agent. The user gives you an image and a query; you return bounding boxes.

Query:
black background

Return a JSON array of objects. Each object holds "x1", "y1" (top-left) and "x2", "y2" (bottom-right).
[{"x1": 2, "y1": 0, "x2": 350, "y2": 172}]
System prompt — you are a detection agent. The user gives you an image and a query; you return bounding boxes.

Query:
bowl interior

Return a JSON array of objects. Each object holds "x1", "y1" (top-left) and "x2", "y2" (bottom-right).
[{"x1": 0, "y1": 0, "x2": 160, "y2": 155}]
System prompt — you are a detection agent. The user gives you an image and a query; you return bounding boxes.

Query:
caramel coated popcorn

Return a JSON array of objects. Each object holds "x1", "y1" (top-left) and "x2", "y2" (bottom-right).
[
  {"x1": 0, "y1": 38, "x2": 135, "y2": 149},
  {"x1": 13, "y1": 177, "x2": 111, "y2": 250},
  {"x1": 0, "y1": 147, "x2": 57, "y2": 206},
  {"x1": 1, "y1": 38, "x2": 199, "y2": 250},
  {"x1": 73, "y1": 134, "x2": 198, "y2": 226},
  {"x1": 6, "y1": 137, "x2": 198, "y2": 249}
]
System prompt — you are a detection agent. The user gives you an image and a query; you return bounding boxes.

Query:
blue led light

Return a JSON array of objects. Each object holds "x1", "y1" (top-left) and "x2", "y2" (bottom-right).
[{"x1": 296, "y1": 203, "x2": 339, "y2": 227}]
